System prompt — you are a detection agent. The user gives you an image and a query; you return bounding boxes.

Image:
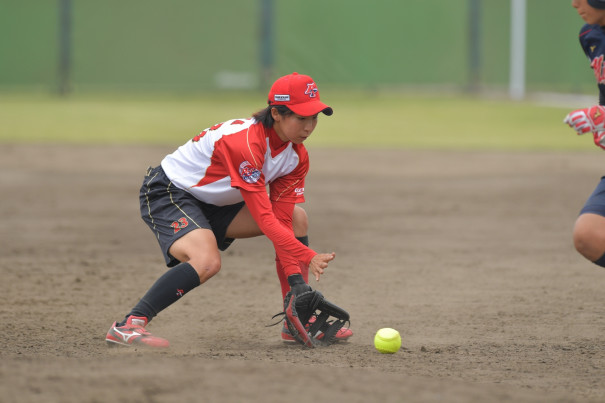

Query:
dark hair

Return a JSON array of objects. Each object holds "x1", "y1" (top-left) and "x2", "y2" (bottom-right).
[
  {"x1": 589, "y1": 0, "x2": 605, "y2": 9},
  {"x1": 252, "y1": 105, "x2": 293, "y2": 128}
]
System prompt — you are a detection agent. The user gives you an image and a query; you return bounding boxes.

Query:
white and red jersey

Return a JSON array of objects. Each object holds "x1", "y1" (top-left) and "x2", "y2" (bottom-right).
[
  {"x1": 161, "y1": 118, "x2": 307, "y2": 206},
  {"x1": 161, "y1": 118, "x2": 316, "y2": 275}
]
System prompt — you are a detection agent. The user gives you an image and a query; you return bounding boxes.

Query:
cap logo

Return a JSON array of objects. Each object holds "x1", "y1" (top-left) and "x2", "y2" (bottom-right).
[
  {"x1": 305, "y1": 83, "x2": 318, "y2": 98},
  {"x1": 274, "y1": 94, "x2": 290, "y2": 102}
]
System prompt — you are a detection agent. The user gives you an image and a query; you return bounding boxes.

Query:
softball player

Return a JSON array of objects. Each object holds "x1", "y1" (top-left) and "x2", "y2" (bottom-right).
[
  {"x1": 105, "y1": 72, "x2": 353, "y2": 348},
  {"x1": 565, "y1": 0, "x2": 605, "y2": 268}
]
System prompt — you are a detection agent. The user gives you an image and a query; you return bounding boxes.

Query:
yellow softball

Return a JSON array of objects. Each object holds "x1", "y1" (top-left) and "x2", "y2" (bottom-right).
[{"x1": 374, "y1": 328, "x2": 401, "y2": 354}]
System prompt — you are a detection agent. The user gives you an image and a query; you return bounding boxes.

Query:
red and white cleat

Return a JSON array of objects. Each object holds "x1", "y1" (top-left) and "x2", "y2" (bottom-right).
[{"x1": 105, "y1": 316, "x2": 169, "y2": 348}]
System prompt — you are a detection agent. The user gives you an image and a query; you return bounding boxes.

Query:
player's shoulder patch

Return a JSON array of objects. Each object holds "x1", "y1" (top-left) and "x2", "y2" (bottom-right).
[{"x1": 239, "y1": 161, "x2": 262, "y2": 184}]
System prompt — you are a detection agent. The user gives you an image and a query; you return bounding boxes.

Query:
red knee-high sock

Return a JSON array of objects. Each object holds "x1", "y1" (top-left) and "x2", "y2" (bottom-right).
[
  {"x1": 276, "y1": 257, "x2": 290, "y2": 301},
  {"x1": 276, "y1": 236, "x2": 310, "y2": 300},
  {"x1": 276, "y1": 259, "x2": 310, "y2": 300}
]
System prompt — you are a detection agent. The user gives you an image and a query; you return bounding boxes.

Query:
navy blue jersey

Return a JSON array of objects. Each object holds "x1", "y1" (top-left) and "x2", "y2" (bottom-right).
[{"x1": 580, "y1": 24, "x2": 605, "y2": 105}]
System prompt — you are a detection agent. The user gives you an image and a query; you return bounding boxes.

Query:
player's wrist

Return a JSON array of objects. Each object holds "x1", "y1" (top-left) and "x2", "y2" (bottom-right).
[
  {"x1": 288, "y1": 273, "x2": 311, "y2": 295},
  {"x1": 287, "y1": 274, "x2": 305, "y2": 287}
]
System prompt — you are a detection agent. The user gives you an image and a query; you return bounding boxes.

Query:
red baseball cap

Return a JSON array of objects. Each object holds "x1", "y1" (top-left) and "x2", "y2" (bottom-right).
[{"x1": 267, "y1": 72, "x2": 333, "y2": 116}]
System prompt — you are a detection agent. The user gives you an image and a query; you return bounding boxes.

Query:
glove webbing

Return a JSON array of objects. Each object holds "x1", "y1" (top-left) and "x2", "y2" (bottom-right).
[
  {"x1": 307, "y1": 297, "x2": 350, "y2": 344},
  {"x1": 269, "y1": 289, "x2": 350, "y2": 348}
]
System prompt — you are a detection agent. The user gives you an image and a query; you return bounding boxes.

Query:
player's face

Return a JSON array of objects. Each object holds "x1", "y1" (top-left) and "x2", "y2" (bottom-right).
[
  {"x1": 272, "y1": 110, "x2": 318, "y2": 144},
  {"x1": 573, "y1": 0, "x2": 605, "y2": 25}
]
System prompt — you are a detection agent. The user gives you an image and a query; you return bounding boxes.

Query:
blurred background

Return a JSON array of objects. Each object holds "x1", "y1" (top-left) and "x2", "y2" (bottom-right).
[
  {"x1": 0, "y1": 0, "x2": 598, "y2": 149},
  {"x1": 0, "y1": 0, "x2": 593, "y2": 97}
]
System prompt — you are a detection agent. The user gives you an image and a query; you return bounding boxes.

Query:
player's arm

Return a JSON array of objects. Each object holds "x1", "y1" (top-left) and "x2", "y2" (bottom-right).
[
  {"x1": 239, "y1": 189, "x2": 334, "y2": 280},
  {"x1": 270, "y1": 199, "x2": 335, "y2": 282},
  {"x1": 263, "y1": 148, "x2": 335, "y2": 280},
  {"x1": 240, "y1": 189, "x2": 315, "y2": 271}
]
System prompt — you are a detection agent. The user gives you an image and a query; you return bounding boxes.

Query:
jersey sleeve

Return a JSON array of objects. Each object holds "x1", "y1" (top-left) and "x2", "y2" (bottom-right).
[
  {"x1": 271, "y1": 199, "x2": 294, "y2": 230},
  {"x1": 240, "y1": 188, "x2": 316, "y2": 277},
  {"x1": 214, "y1": 124, "x2": 268, "y2": 192},
  {"x1": 269, "y1": 145, "x2": 309, "y2": 203},
  {"x1": 579, "y1": 24, "x2": 594, "y2": 58}
]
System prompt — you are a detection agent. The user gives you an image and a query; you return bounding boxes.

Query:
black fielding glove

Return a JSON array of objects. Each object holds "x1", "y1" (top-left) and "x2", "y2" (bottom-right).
[{"x1": 281, "y1": 274, "x2": 350, "y2": 348}]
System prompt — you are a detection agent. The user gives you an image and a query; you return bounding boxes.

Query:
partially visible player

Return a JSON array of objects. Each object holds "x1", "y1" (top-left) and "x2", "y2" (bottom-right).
[
  {"x1": 564, "y1": 0, "x2": 605, "y2": 267},
  {"x1": 105, "y1": 72, "x2": 352, "y2": 348}
]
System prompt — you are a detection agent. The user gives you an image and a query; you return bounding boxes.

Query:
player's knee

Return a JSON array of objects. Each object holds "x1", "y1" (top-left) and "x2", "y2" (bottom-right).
[
  {"x1": 574, "y1": 226, "x2": 591, "y2": 256},
  {"x1": 293, "y1": 206, "x2": 308, "y2": 237},
  {"x1": 573, "y1": 214, "x2": 605, "y2": 262},
  {"x1": 574, "y1": 235, "x2": 589, "y2": 259},
  {"x1": 189, "y1": 256, "x2": 222, "y2": 283},
  {"x1": 573, "y1": 225, "x2": 603, "y2": 262}
]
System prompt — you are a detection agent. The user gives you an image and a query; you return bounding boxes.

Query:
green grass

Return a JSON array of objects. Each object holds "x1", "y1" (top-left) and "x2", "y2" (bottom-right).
[{"x1": 0, "y1": 91, "x2": 596, "y2": 151}]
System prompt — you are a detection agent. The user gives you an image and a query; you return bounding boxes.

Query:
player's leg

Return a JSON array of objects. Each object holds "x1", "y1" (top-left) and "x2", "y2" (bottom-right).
[
  {"x1": 224, "y1": 203, "x2": 263, "y2": 238},
  {"x1": 127, "y1": 167, "x2": 220, "y2": 320},
  {"x1": 113, "y1": 230, "x2": 221, "y2": 331},
  {"x1": 573, "y1": 213, "x2": 605, "y2": 265},
  {"x1": 573, "y1": 177, "x2": 605, "y2": 267},
  {"x1": 107, "y1": 167, "x2": 217, "y2": 347},
  {"x1": 169, "y1": 228, "x2": 222, "y2": 284},
  {"x1": 115, "y1": 199, "x2": 247, "y2": 331},
  {"x1": 224, "y1": 203, "x2": 308, "y2": 239},
  {"x1": 107, "y1": 232, "x2": 210, "y2": 348}
]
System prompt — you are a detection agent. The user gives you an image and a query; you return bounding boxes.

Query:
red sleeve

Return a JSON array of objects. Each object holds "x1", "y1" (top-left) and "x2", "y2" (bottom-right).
[
  {"x1": 222, "y1": 144, "x2": 266, "y2": 191},
  {"x1": 210, "y1": 122, "x2": 267, "y2": 192},
  {"x1": 240, "y1": 189, "x2": 316, "y2": 276},
  {"x1": 270, "y1": 199, "x2": 293, "y2": 229}
]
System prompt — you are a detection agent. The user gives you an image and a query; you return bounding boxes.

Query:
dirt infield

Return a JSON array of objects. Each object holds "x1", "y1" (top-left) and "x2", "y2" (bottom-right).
[{"x1": 2, "y1": 144, "x2": 605, "y2": 403}]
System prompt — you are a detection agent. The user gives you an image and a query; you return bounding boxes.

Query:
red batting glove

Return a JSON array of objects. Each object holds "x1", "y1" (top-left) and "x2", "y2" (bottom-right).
[
  {"x1": 564, "y1": 105, "x2": 605, "y2": 135},
  {"x1": 594, "y1": 131, "x2": 605, "y2": 150}
]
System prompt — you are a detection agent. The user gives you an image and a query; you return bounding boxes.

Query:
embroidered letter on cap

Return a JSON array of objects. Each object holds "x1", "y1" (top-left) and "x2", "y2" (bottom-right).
[{"x1": 304, "y1": 83, "x2": 318, "y2": 98}]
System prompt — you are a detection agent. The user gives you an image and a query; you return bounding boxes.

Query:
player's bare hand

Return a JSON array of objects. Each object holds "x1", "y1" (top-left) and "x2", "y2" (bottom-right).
[
  {"x1": 309, "y1": 252, "x2": 336, "y2": 282},
  {"x1": 564, "y1": 105, "x2": 605, "y2": 135}
]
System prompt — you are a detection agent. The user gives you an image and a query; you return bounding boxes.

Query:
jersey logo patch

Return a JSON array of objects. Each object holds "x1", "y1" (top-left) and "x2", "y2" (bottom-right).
[{"x1": 239, "y1": 161, "x2": 262, "y2": 184}]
